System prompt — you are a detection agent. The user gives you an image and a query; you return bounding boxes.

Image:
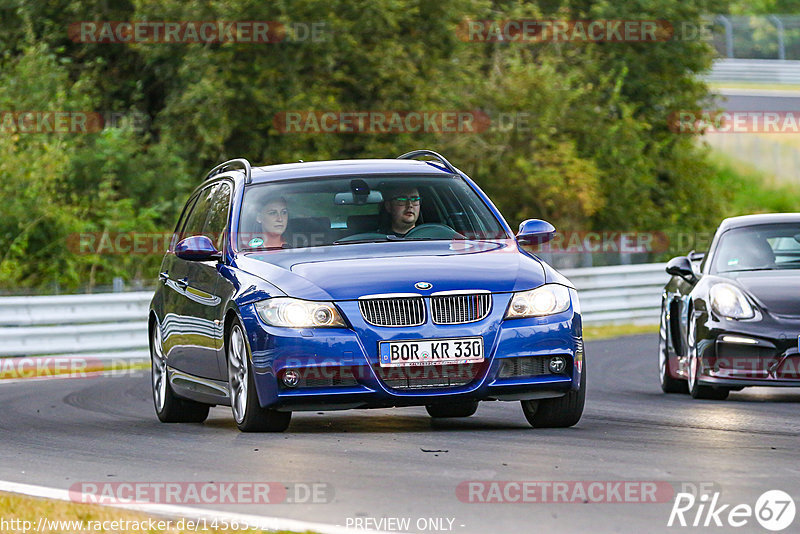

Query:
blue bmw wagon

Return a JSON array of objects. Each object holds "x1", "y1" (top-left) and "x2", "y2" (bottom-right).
[{"x1": 149, "y1": 150, "x2": 585, "y2": 432}]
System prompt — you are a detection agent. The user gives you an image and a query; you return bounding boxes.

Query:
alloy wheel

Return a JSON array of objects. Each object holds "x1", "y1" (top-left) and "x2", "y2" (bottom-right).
[
  {"x1": 228, "y1": 324, "x2": 249, "y2": 424},
  {"x1": 151, "y1": 325, "x2": 167, "y2": 412}
]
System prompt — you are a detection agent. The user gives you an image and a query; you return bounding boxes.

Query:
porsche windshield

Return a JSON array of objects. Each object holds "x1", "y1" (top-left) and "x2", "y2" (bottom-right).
[
  {"x1": 713, "y1": 223, "x2": 800, "y2": 273},
  {"x1": 236, "y1": 175, "x2": 508, "y2": 250}
]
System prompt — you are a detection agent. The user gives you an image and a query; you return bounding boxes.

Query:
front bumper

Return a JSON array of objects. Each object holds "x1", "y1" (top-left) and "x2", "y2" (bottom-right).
[
  {"x1": 696, "y1": 315, "x2": 800, "y2": 387},
  {"x1": 240, "y1": 291, "x2": 584, "y2": 411}
]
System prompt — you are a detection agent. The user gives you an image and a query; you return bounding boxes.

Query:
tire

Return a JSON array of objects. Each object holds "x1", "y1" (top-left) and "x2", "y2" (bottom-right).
[
  {"x1": 522, "y1": 362, "x2": 586, "y2": 428},
  {"x1": 659, "y1": 300, "x2": 689, "y2": 394},
  {"x1": 150, "y1": 321, "x2": 209, "y2": 423},
  {"x1": 687, "y1": 320, "x2": 730, "y2": 401},
  {"x1": 426, "y1": 401, "x2": 479, "y2": 418},
  {"x1": 227, "y1": 319, "x2": 292, "y2": 432}
]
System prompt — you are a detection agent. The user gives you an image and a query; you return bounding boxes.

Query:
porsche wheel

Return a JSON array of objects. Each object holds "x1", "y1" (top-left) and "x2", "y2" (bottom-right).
[
  {"x1": 659, "y1": 300, "x2": 688, "y2": 394},
  {"x1": 687, "y1": 320, "x2": 729, "y2": 401}
]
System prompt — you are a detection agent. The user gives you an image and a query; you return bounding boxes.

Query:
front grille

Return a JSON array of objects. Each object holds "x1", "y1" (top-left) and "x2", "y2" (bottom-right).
[
  {"x1": 374, "y1": 363, "x2": 481, "y2": 390},
  {"x1": 498, "y1": 356, "x2": 569, "y2": 378},
  {"x1": 359, "y1": 297, "x2": 425, "y2": 327},
  {"x1": 778, "y1": 356, "x2": 800, "y2": 378},
  {"x1": 430, "y1": 293, "x2": 492, "y2": 324},
  {"x1": 303, "y1": 374, "x2": 359, "y2": 388},
  {"x1": 499, "y1": 356, "x2": 549, "y2": 378}
]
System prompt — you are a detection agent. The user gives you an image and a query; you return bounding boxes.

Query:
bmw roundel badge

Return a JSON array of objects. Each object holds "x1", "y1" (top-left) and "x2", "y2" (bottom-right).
[{"x1": 415, "y1": 281, "x2": 433, "y2": 290}]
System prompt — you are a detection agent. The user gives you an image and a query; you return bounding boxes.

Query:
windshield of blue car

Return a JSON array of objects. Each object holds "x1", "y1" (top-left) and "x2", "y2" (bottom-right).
[
  {"x1": 712, "y1": 223, "x2": 800, "y2": 273},
  {"x1": 236, "y1": 175, "x2": 509, "y2": 250}
]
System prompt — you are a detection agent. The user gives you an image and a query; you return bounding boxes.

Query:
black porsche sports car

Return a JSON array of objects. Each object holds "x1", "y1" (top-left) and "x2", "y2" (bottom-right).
[{"x1": 659, "y1": 214, "x2": 800, "y2": 399}]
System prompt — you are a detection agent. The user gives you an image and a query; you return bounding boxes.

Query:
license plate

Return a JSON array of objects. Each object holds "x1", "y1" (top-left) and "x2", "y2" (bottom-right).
[{"x1": 379, "y1": 337, "x2": 484, "y2": 367}]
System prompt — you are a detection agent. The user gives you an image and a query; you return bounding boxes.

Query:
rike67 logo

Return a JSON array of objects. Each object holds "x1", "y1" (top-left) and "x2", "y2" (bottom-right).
[{"x1": 668, "y1": 490, "x2": 795, "y2": 531}]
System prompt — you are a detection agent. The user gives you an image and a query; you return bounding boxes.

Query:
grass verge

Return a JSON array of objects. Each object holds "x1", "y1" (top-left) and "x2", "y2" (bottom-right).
[
  {"x1": 0, "y1": 491, "x2": 310, "y2": 534},
  {"x1": 582, "y1": 324, "x2": 658, "y2": 341},
  {"x1": 708, "y1": 81, "x2": 800, "y2": 92},
  {"x1": 707, "y1": 152, "x2": 800, "y2": 213},
  {"x1": 0, "y1": 358, "x2": 149, "y2": 380}
]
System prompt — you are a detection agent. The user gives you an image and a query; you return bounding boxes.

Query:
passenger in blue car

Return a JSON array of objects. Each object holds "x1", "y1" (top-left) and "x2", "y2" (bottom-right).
[
  {"x1": 379, "y1": 186, "x2": 421, "y2": 237},
  {"x1": 254, "y1": 196, "x2": 289, "y2": 248}
]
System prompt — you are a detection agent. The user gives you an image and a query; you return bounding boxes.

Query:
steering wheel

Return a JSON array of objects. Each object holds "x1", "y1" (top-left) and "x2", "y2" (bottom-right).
[{"x1": 404, "y1": 223, "x2": 463, "y2": 240}]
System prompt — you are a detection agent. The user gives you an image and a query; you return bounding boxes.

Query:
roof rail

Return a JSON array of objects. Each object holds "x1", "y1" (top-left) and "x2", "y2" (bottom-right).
[
  {"x1": 206, "y1": 158, "x2": 252, "y2": 183},
  {"x1": 397, "y1": 150, "x2": 458, "y2": 174}
]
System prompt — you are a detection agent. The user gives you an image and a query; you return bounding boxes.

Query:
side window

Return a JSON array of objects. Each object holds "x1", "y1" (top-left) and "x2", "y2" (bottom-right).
[
  {"x1": 171, "y1": 194, "x2": 199, "y2": 250},
  {"x1": 203, "y1": 182, "x2": 232, "y2": 250},
  {"x1": 182, "y1": 186, "x2": 215, "y2": 238}
]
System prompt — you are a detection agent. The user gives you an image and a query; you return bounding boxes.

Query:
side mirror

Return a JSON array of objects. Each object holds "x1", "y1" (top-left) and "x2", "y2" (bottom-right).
[
  {"x1": 516, "y1": 219, "x2": 556, "y2": 245},
  {"x1": 175, "y1": 236, "x2": 222, "y2": 262},
  {"x1": 666, "y1": 256, "x2": 696, "y2": 282}
]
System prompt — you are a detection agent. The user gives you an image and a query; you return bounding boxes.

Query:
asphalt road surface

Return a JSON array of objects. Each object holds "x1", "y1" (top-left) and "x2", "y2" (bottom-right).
[
  {"x1": 716, "y1": 89, "x2": 800, "y2": 113},
  {"x1": 1, "y1": 334, "x2": 798, "y2": 533}
]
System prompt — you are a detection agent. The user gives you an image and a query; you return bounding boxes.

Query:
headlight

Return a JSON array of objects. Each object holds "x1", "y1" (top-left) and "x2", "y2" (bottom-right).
[
  {"x1": 505, "y1": 284, "x2": 571, "y2": 319},
  {"x1": 710, "y1": 283, "x2": 754, "y2": 319},
  {"x1": 255, "y1": 298, "x2": 347, "y2": 328}
]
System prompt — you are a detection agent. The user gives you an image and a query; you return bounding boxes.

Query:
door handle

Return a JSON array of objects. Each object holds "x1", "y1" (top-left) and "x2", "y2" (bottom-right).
[
  {"x1": 159, "y1": 271, "x2": 169, "y2": 282},
  {"x1": 176, "y1": 277, "x2": 189, "y2": 290}
]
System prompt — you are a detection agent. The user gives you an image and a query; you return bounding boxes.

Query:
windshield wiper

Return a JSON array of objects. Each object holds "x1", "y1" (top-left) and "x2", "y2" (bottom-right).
[
  {"x1": 332, "y1": 236, "x2": 403, "y2": 245},
  {"x1": 723, "y1": 267, "x2": 775, "y2": 272},
  {"x1": 245, "y1": 244, "x2": 291, "y2": 251}
]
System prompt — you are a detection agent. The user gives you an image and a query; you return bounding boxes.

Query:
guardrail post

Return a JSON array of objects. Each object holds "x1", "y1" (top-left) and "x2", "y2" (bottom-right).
[
  {"x1": 715, "y1": 15, "x2": 734, "y2": 58},
  {"x1": 113, "y1": 277, "x2": 125, "y2": 293},
  {"x1": 768, "y1": 15, "x2": 786, "y2": 60}
]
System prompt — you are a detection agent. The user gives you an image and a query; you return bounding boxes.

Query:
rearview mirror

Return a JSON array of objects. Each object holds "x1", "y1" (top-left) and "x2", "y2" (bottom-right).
[
  {"x1": 175, "y1": 236, "x2": 222, "y2": 262},
  {"x1": 516, "y1": 219, "x2": 556, "y2": 245},
  {"x1": 334, "y1": 191, "x2": 384, "y2": 205}
]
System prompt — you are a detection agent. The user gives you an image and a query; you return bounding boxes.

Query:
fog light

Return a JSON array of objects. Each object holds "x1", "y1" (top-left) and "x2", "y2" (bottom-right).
[
  {"x1": 549, "y1": 356, "x2": 566, "y2": 374},
  {"x1": 283, "y1": 369, "x2": 300, "y2": 388}
]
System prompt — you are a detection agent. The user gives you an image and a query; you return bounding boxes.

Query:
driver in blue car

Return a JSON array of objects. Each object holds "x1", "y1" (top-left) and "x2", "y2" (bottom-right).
[{"x1": 380, "y1": 186, "x2": 421, "y2": 237}]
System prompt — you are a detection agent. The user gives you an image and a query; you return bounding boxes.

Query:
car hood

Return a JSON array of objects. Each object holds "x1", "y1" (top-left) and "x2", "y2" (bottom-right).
[
  {"x1": 236, "y1": 240, "x2": 548, "y2": 301},
  {"x1": 725, "y1": 270, "x2": 800, "y2": 316}
]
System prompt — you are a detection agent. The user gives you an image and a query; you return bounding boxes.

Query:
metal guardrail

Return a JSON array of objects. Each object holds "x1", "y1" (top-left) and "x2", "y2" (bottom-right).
[
  {"x1": 0, "y1": 292, "x2": 152, "y2": 360},
  {"x1": 562, "y1": 263, "x2": 668, "y2": 325},
  {"x1": 0, "y1": 263, "x2": 668, "y2": 359},
  {"x1": 708, "y1": 59, "x2": 800, "y2": 85}
]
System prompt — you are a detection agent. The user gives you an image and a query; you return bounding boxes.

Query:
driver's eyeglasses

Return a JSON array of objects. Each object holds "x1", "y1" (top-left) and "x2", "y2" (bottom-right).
[{"x1": 390, "y1": 195, "x2": 421, "y2": 206}]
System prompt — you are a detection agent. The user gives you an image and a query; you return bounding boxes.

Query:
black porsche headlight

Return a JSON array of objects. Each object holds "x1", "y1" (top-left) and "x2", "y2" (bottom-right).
[{"x1": 710, "y1": 283, "x2": 755, "y2": 320}]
